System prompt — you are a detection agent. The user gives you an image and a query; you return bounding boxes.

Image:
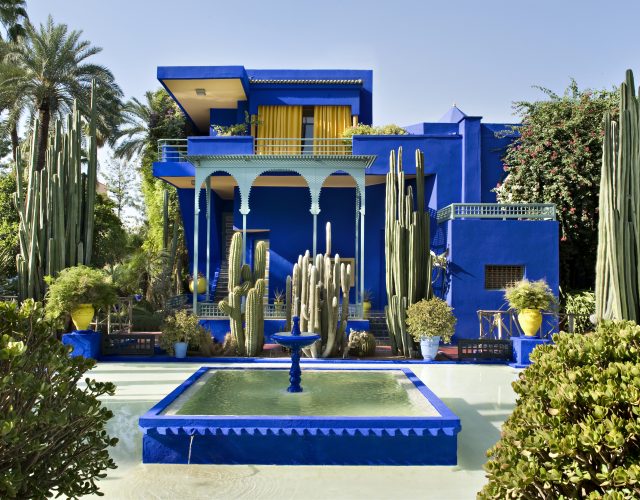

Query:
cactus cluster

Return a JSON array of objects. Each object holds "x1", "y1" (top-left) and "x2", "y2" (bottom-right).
[
  {"x1": 218, "y1": 232, "x2": 267, "y2": 356},
  {"x1": 596, "y1": 70, "x2": 640, "y2": 321},
  {"x1": 15, "y1": 81, "x2": 99, "y2": 300},
  {"x1": 285, "y1": 222, "x2": 353, "y2": 358},
  {"x1": 384, "y1": 147, "x2": 433, "y2": 357}
]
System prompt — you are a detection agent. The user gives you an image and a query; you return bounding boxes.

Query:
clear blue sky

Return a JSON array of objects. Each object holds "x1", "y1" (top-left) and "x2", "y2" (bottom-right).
[{"x1": 29, "y1": 0, "x2": 640, "y2": 125}]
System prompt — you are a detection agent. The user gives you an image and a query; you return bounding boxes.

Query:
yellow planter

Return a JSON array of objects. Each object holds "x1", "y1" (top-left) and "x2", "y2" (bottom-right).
[
  {"x1": 363, "y1": 301, "x2": 372, "y2": 319},
  {"x1": 71, "y1": 303, "x2": 95, "y2": 331},
  {"x1": 189, "y1": 277, "x2": 207, "y2": 294},
  {"x1": 518, "y1": 308, "x2": 542, "y2": 337}
]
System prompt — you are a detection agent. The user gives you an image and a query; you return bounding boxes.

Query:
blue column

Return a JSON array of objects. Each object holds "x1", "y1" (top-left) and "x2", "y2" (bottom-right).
[{"x1": 459, "y1": 117, "x2": 482, "y2": 203}]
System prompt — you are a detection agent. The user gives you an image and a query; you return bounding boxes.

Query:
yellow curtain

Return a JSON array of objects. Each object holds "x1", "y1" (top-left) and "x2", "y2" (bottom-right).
[
  {"x1": 313, "y1": 106, "x2": 352, "y2": 154},
  {"x1": 256, "y1": 105, "x2": 303, "y2": 154}
]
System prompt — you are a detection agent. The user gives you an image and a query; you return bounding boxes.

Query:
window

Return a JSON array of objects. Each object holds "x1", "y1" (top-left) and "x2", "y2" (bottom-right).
[
  {"x1": 484, "y1": 265, "x2": 524, "y2": 290},
  {"x1": 301, "y1": 106, "x2": 314, "y2": 154}
]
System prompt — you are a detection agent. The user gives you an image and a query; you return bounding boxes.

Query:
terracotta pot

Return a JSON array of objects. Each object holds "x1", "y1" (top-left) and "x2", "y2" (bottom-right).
[{"x1": 71, "y1": 303, "x2": 94, "y2": 331}]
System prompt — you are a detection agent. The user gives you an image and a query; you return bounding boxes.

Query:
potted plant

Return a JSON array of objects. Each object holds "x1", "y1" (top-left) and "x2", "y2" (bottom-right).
[
  {"x1": 188, "y1": 272, "x2": 207, "y2": 295},
  {"x1": 406, "y1": 298, "x2": 456, "y2": 361},
  {"x1": 45, "y1": 265, "x2": 117, "y2": 331},
  {"x1": 505, "y1": 279, "x2": 556, "y2": 337},
  {"x1": 362, "y1": 289, "x2": 373, "y2": 318},
  {"x1": 273, "y1": 288, "x2": 285, "y2": 316},
  {"x1": 160, "y1": 309, "x2": 202, "y2": 358}
]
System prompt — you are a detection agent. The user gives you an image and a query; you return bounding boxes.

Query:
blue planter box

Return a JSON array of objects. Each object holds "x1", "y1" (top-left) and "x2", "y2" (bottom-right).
[
  {"x1": 510, "y1": 336, "x2": 551, "y2": 368},
  {"x1": 62, "y1": 331, "x2": 101, "y2": 360}
]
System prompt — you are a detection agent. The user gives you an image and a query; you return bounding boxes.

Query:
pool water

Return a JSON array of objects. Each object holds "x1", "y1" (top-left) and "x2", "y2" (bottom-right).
[{"x1": 164, "y1": 369, "x2": 439, "y2": 417}]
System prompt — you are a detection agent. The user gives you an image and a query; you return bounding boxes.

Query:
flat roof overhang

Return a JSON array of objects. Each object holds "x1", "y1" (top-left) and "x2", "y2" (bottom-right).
[{"x1": 158, "y1": 66, "x2": 250, "y2": 132}]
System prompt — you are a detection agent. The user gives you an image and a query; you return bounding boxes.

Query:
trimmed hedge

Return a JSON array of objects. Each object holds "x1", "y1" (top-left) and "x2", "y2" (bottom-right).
[{"x1": 480, "y1": 321, "x2": 640, "y2": 499}]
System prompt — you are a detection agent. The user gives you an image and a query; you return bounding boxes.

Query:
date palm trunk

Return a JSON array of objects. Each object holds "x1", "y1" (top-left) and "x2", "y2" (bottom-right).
[{"x1": 35, "y1": 100, "x2": 50, "y2": 172}]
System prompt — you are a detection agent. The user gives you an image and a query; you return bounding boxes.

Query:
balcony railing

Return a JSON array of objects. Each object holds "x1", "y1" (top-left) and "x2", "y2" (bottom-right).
[
  {"x1": 158, "y1": 138, "x2": 187, "y2": 161},
  {"x1": 196, "y1": 301, "x2": 363, "y2": 319},
  {"x1": 437, "y1": 203, "x2": 556, "y2": 223},
  {"x1": 254, "y1": 138, "x2": 351, "y2": 155},
  {"x1": 157, "y1": 137, "x2": 353, "y2": 161}
]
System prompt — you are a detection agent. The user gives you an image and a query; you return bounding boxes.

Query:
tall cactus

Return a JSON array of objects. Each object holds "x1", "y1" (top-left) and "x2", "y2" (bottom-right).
[
  {"x1": 595, "y1": 69, "x2": 640, "y2": 321},
  {"x1": 285, "y1": 222, "x2": 353, "y2": 358},
  {"x1": 218, "y1": 232, "x2": 267, "y2": 356},
  {"x1": 15, "y1": 81, "x2": 99, "y2": 300},
  {"x1": 385, "y1": 147, "x2": 432, "y2": 357}
]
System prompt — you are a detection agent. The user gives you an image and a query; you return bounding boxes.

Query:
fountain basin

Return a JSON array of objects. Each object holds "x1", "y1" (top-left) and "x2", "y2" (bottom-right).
[{"x1": 139, "y1": 367, "x2": 461, "y2": 465}]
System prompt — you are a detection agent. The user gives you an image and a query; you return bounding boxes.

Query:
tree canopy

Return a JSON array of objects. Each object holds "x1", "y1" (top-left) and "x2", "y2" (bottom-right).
[{"x1": 495, "y1": 81, "x2": 617, "y2": 290}]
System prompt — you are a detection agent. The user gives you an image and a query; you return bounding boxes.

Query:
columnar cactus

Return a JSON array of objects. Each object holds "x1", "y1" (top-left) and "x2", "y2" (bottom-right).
[
  {"x1": 15, "y1": 81, "x2": 99, "y2": 300},
  {"x1": 286, "y1": 222, "x2": 353, "y2": 358},
  {"x1": 218, "y1": 232, "x2": 267, "y2": 356},
  {"x1": 595, "y1": 70, "x2": 640, "y2": 321},
  {"x1": 385, "y1": 148, "x2": 433, "y2": 357}
]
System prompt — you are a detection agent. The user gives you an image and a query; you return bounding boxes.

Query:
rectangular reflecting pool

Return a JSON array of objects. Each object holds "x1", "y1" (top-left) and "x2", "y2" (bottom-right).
[{"x1": 139, "y1": 367, "x2": 461, "y2": 465}]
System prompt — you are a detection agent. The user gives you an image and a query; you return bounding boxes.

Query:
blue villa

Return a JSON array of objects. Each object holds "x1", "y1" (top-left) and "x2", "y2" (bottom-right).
[{"x1": 152, "y1": 65, "x2": 559, "y2": 340}]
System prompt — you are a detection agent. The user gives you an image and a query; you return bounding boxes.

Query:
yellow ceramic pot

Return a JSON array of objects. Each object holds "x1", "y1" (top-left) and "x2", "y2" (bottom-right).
[
  {"x1": 71, "y1": 303, "x2": 95, "y2": 331},
  {"x1": 518, "y1": 308, "x2": 542, "y2": 337},
  {"x1": 189, "y1": 277, "x2": 207, "y2": 294},
  {"x1": 363, "y1": 301, "x2": 372, "y2": 319}
]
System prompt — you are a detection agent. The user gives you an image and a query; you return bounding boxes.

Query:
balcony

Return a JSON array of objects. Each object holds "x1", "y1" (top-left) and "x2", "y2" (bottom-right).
[
  {"x1": 436, "y1": 203, "x2": 557, "y2": 223},
  {"x1": 158, "y1": 137, "x2": 352, "y2": 161}
]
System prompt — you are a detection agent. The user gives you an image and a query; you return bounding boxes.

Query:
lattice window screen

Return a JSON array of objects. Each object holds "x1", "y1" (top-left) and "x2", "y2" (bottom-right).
[{"x1": 484, "y1": 265, "x2": 524, "y2": 290}]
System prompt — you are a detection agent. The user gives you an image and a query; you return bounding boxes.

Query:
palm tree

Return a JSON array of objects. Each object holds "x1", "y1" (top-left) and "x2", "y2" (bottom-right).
[
  {"x1": 0, "y1": 0, "x2": 27, "y2": 42},
  {"x1": 2, "y1": 16, "x2": 123, "y2": 171},
  {"x1": 113, "y1": 91, "x2": 154, "y2": 161}
]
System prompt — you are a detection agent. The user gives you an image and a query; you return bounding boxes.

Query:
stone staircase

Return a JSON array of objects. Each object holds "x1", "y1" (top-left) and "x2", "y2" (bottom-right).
[
  {"x1": 368, "y1": 310, "x2": 390, "y2": 344},
  {"x1": 213, "y1": 213, "x2": 235, "y2": 302}
]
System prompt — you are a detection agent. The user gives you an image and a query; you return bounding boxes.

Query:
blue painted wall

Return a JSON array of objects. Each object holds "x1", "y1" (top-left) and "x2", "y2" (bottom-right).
[{"x1": 445, "y1": 219, "x2": 560, "y2": 340}]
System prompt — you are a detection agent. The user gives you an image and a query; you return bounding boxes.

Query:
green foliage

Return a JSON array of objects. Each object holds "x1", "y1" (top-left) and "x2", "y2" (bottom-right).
[
  {"x1": 563, "y1": 290, "x2": 596, "y2": 333},
  {"x1": 92, "y1": 195, "x2": 129, "y2": 269},
  {"x1": 347, "y1": 330, "x2": 377, "y2": 357},
  {"x1": 0, "y1": 171, "x2": 17, "y2": 285},
  {"x1": 159, "y1": 309, "x2": 205, "y2": 355},
  {"x1": 505, "y1": 279, "x2": 557, "y2": 312},
  {"x1": 45, "y1": 265, "x2": 117, "y2": 322},
  {"x1": 405, "y1": 298, "x2": 456, "y2": 343},
  {"x1": 342, "y1": 123, "x2": 408, "y2": 138},
  {"x1": 495, "y1": 80, "x2": 618, "y2": 290},
  {"x1": 0, "y1": 300, "x2": 117, "y2": 498},
  {"x1": 480, "y1": 320, "x2": 640, "y2": 499},
  {"x1": 211, "y1": 111, "x2": 260, "y2": 136}
]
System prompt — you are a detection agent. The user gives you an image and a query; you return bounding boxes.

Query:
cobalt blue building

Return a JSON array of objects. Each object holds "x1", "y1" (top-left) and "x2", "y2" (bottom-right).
[{"x1": 153, "y1": 65, "x2": 559, "y2": 340}]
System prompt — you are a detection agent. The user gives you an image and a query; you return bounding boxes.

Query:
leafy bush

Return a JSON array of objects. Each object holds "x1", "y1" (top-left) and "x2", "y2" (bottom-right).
[
  {"x1": 406, "y1": 298, "x2": 456, "y2": 343},
  {"x1": 480, "y1": 320, "x2": 640, "y2": 498},
  {"x1": 341, "y1": 123, "x2": 408, "y2": 138},
  {"x1": 159, "y1": 309, "x2": 205, "y2": 355},
  {"x1": 348, "y1": 330, "x2": 376, "y2": 357},
  {"x1": 495, "y1": 81, "x2": 617, "y2": 289},
  {"x1": 45, "y1": 265, "x2": 117, "y2": 323},
  {"x1": 563, "y1": 289, "x2": 596, "y2": 333},
  {"x1": 505, "y1": 279, "x2": 556, "y2": 312},
  {"x1": 0, "y1": 300, "x2": 117, "y2": 498}
]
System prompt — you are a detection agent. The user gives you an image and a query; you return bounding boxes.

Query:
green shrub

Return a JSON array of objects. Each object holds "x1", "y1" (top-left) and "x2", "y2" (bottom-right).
[
  {"x1": 505, "y1": 278, "x2": 557, "y2": 312},
  {"x1": 480, "y1": 320, "x2": 640, "y2": 499},
  {"x1": 348, "y1": 330, "x2": 377, "y2": 357},
  {"x1": 0, "y1": 300, "x2": 117, "y2": 498},
  {"x1": 564, "y1": 289, "x2": 596, "y2": 333},
  {"x1": 341, "y1": 123, "x2": 408, "y2": 138},
  {"x1": 159, "y1": 309, "x2": 206, "y2": 355},
  {"x1": 406, "y1": 298, "x2": 456, "y2": 343},
  {"x1": 45, "y1": 265, "x2": 117, "y2": 324}
]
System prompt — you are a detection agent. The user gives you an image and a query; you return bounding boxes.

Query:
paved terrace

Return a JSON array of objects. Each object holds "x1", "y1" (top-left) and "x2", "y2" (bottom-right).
[{"x1": 88, "y1": 361, "x2": 518, "y2": 499}]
